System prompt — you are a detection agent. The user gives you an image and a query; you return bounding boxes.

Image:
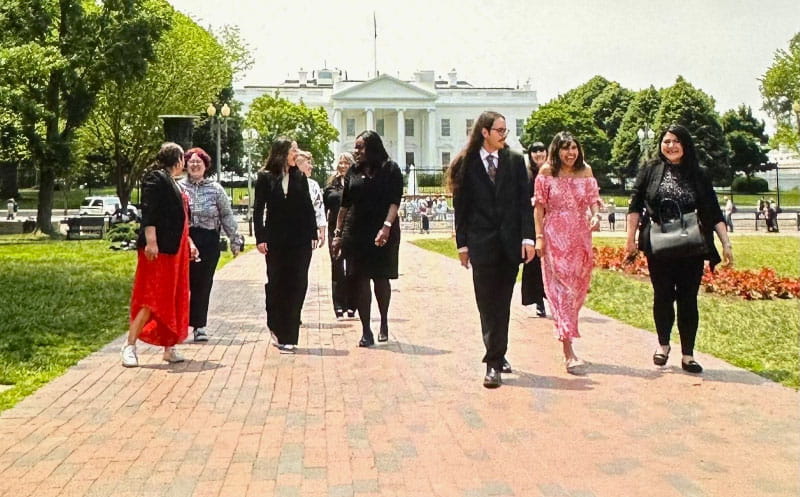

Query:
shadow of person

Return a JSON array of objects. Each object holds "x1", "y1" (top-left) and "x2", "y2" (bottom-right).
[
  {"x1": 503, "y1": 370, "x2": 598, "y2": 391},
  {"x1": 372, "y1": 341, "x2": 451, "y2": 356},
  {"x1": 293, "y1": 348, "x2": 350, "y2": 357},
  {"x1": 138, "y1": 360, "x2": 226, "y2": 373}
]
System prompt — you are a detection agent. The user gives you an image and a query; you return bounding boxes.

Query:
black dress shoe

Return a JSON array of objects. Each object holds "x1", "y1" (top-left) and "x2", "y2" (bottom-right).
[
  {"x1": 346, "y1": 309, "x2": 356, "y2": 318},
  {"x1": 653, "y1": 345, "x2": 670, "y2": 366},
  {"x1": 378, "y1": 324, "x2": 388, "y2": 342},
  {"x1": 501, "y1": 360, "x2": 512, "y2": 374},
  {"x1": 358, "y1": 333, "x2": 374, "y2": 347},
  {"x1": 335, "y1": 309, "x2": 344, "y2": 319},
  {"x1": 536, "y1": 302, "x2": 546, "y2": 317},
  {"x1": 483, "y1": 367, "x2": 501, "y2": 388},
  {"x1": 681, "y1": 360, "x2": 703, "y2": 373}
]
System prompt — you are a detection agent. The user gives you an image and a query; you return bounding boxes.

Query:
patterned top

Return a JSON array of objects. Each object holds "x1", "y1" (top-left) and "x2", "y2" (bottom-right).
[
  {"x1": 178, "y1": 178, "x2": 240, "y2": 241},
  {"x1": 308, "y1": 178, "x2": 327, "y2": 228},
  {"x1": 655, "y1": 163, "x2": 697, "y2": 220}
]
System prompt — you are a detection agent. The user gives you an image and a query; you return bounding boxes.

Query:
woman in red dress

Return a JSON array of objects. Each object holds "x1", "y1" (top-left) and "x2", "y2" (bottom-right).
[{"x1": 121, "y1": 142, "x2": 198, "y2": 367}]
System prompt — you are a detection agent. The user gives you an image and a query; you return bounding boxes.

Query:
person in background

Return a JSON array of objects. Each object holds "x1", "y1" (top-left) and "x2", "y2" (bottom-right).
[
  {"x1": 6, "y1": 198, "x2": 16, "y2": 220},
  {"x1": 450, "y1": 111, "x2": 535, "y2": 388},
  {"x1": 324, "y1": 152, "x2": 357, "y2": 319},
  {"x1": 607, "y1": 198, "x2": 617, "y2": 231},
  {"x1": 122, "y1": 142, "x2": 198, "y2": 367},
  {"x1": 534, "y1": 131, "x2": 602, "y2": 374},
  {"x1": 331, "y1": 130, "x2": 403, "y2": 347},
  {"x1": 626, "y1": 124, "x2": 733, "y2": 374},
  {"x1": 179, "y1": 147, "x2": 243, "y2": 343},
  {"x1": 253, "y1": 137, "x2": 319, "y2": 354},
  {"x1": 723, "y1": 196, "x2": 735, "y2": 232},
  {"x1": 296, "y1": 150, "x2": 327, "y2": 245},
  {"x1": 521, "y1": 141, "x2": 548, "y2": 317},
  {"x1": 767, "y1": 198, "x2": 779, "y2": 232}
]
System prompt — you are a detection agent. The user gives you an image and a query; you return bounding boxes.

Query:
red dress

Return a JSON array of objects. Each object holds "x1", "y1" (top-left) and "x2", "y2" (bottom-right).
[{"x1": 129, "y1": 194, "x2": 190, "y2": 347}]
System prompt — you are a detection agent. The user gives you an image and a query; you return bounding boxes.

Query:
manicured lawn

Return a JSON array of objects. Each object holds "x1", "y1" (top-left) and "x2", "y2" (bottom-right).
[
  {"x1": 0, "y1": 236, "x2": 235, "y2": 411},
  {"x1": 411, "y1": 235, "x2": 800, "y2": 388}
]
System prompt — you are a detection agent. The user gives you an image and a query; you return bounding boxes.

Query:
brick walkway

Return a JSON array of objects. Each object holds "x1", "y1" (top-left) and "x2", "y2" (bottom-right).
[{"x1": 1, "y1": 239, "x2": 798, "y2": 497}]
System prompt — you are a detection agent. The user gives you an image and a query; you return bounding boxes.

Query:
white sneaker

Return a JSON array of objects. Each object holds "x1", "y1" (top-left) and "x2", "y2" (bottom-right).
[
  {"x1": 163, "y1": 346, "x2": 185, "y2": 363},
  {"x1": 278, "y1": 344, "x2": 296, "y2": 354},
  {"x1": 193, "y1": 328, "x2": 209, "y2": 342},
  {"x1": 121, "y1": 344, "x2": 138, "y2": 367}
]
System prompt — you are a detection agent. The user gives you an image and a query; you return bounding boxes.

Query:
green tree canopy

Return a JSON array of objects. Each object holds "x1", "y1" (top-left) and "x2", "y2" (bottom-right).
[
  {"x1": 0, "y1": 0, "x2": 170, "y2": 233},
  {"x1": 610, "y1": 86, "x2": 662, "y2": 187},
  {"x1": 653, "y1": 76, "x2": 731, "y2": 185},
  {"x1": 721, "y1": 105, "x2": 770, "y2": 179},
  {"x1": 77, "y1": 6, "x2": 249, "y2": 208},
  {"x1": 244, "y1": 93, "x2": 339, "y2": 174},
  {"x1": 760, "y1": 32, "x2": 800, "y2": 152}
]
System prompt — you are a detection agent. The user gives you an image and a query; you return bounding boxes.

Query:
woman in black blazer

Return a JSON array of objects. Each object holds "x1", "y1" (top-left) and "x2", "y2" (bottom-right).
[
  {"x1": 626, "y1": 124, "x2": 733, "y2": 374},
  {"x1": 123, "y1": 142, "x2": 199, "y2": 368},
  {"x1": 253, "y1": 137, "x2": 318, "y2": 353}
]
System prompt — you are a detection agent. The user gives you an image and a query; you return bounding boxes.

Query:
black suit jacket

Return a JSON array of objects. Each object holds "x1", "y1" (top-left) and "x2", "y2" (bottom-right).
[
  {"x1": 137, "y1": 169, "x2": 186, "y2": 254},
  {"x1": 453, "y1": 147, "x2": 534, "y2": 266},
  {"x1": 253, "y1": 168, "x2": 317, "y2": 248}
]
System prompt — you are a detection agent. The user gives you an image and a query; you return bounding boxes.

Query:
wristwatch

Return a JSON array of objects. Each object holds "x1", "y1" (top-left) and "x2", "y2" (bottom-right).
[{"x1": 383, "y1": 221, "x2": 392, "y2": 228}]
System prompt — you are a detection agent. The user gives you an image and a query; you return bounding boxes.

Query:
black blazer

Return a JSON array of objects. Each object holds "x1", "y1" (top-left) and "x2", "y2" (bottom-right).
[
  {"x1": 137, "y1": 169, "x2": 186, "y2": 254},
  {"x1": 253, "y1": 167, "x2": 317, "y2": 248},
  {"x1": 453, "y1": 148, "x2": 534, "y2": 266},
  {"x1": 628, "y1": 160, "x2": 724, "y2": 268}
]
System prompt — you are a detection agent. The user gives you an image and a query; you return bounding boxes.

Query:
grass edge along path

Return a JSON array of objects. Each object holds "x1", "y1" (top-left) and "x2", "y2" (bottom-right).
[
  {"x1": 410, "y1": 236, "x2": 800, "y2": 388},
  {"x1": 0, "y1": 238, "x2": 236, "y2": 412}
]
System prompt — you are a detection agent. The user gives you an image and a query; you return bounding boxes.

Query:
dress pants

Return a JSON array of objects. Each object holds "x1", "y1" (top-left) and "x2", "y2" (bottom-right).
[
  {"x1": 189, "y1": 227, "x2": 221, "y2": 329},
  {"x1": 265, "y1": 245, "x2": 312, "y2": 346},
  {"x1": 472, "y1": 261, "x2": 519, "y2": 369},
  {"x1": 646, "y1": 255, "x2": 704, "y2": 356},
  {"x1": 328, "y1": 233, "x2": 350, "y2": 312}
]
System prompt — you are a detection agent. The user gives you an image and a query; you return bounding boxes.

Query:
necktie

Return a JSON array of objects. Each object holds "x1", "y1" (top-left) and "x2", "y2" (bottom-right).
[{"x1": 487, "y1": 154, "x2": 497, "y2": 183}]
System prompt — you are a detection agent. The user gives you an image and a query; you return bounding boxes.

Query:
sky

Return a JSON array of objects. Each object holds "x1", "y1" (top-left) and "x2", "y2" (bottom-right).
[{"x1": 167, "y1": 0, "x2": 799, "y2": 131}]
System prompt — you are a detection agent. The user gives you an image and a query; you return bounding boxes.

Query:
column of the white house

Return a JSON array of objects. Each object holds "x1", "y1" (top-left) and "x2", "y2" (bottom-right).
[
  {"x1": 365, "y1": 108, "x2": 374, "y2": 131},
  {"x1": 331, "y1": 108, "x2": 342, "y2": 158},
  {"x1": 396, "y1": 109, "x2": 405, "y2": 166},
  {"x1": 427, "y1": 108, "x2": 437, "y2": 168}
]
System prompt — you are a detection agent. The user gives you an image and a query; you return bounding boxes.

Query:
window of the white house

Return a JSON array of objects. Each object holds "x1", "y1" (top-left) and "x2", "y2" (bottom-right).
[
  {"x1": 405, "y1": 118, "x2": 414, "y2": 137},
  {"x1": 441, "y1": 119, "x2": 450, "y2": 137},
  {"x1": 346, "y1": 118, "x2": 355, "y2": 137}
]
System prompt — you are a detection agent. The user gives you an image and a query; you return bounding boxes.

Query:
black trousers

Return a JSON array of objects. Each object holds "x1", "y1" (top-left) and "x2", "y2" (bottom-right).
[
  {"x1": 189, "y1": 227, "x2": 221, "y2": 329},
  {"x1": 646, "y1": 255, "x2": 705, "y2": 356},
  {"x1": 472, "y1": 262, "x2": 519, "y2": 369},
  {"x1": 265, "y1": 245, "x2": 312, "y2": 345},
  {"x1": 328, "y1": 233, "x2": 351, "y2": 312}
]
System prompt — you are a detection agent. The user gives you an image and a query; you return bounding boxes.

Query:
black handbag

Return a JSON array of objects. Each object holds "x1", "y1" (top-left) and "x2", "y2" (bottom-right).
[{"x1": 648, "y1": 198, "x2": 708, "y2": 258}]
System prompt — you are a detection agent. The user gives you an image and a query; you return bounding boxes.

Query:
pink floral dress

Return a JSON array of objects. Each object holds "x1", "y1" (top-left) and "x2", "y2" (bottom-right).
[{"x1": 534, "y1": 175, "x2": 600, "y2": 342}]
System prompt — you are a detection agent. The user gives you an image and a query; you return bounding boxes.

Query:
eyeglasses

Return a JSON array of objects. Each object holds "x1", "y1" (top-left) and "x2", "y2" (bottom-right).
[
  {"x1": 530, "y1": 147, "x2": 546, "y2": 153},
  {"x1": 491, "y1": 128, "x2": 509, "y2": 137}
]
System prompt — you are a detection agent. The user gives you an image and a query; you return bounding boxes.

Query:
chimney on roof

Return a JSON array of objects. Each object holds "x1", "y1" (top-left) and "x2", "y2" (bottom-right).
[
  {"x1": 298, "y1": 68, "x2": 308, "y2": 87},
  {"x1": 448, "y1": 68, "x2": 457, "y2": 87}
]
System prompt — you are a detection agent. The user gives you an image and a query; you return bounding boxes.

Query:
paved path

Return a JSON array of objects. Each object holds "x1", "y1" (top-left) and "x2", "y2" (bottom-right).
[{"x1": 1, "y1": 239, "x2": 798, "y2": 497}]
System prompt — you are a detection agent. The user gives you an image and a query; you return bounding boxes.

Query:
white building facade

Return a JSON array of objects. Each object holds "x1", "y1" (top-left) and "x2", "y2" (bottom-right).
[{"x1": 235, "y1": 68, "x2": 539, "y2": 169}]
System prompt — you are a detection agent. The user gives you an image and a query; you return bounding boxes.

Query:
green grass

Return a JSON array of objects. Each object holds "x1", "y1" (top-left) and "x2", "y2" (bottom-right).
[
  {"x1": 411, "y1": 236, "x2": 800, "y2": 388},
  {"x1": 0, "y1": 236, "x2": 236, "y2": 411}
]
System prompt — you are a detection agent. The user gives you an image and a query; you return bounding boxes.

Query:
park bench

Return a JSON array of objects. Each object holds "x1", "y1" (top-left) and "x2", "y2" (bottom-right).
[{"x1": 62, "y1": 216, "x2": 108, "y2": 240}]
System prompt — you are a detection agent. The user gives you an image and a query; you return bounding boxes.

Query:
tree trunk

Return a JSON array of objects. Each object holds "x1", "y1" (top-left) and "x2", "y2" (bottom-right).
[{"x1": 37, "y1": 168, "x2": 56, "y2": 235}]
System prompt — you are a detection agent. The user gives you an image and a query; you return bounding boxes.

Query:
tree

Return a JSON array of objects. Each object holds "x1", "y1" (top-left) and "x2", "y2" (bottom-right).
[
  {"x1": 760, "y1": 32, "x2": 800, "y2": 152},
  {"x1": 77, "y1": 7, "x2": 249, "y2": 209},
  {"x1": 610, "y1": 86, "x2": 661, "y2": 187},
  {"x1": 521, "y1": 100, "x2": 610, "y2": 184},
  {"x1": 0, "y1": 0, "x2": 170, "y2": 234},
  {"x1": 244, "y1": 93, "x2": 339, "y2": 174},
  {"x1": 721, "y1": 105, "x2": 770, "y2": 179},
  {"x1": 653, "y1": 76, "x2": 731, "y2": 185},
  {"x1": 0, "y1": 109, "x2": 28, "y2": 199}
]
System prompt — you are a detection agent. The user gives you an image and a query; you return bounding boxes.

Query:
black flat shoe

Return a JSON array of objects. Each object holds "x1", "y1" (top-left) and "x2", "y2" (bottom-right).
[
  {"x1": 358, "y1": 333, "x2": 374, "y2": 347},
  {"x1": 681, "y1": 360, "x2": 703, "y2": 374},
  {"x1": 483, "y1": 367, "x2": 501, "y2": 388},
  {"x1": 536, "y1": 303, "x2": 546, "y2": 318},
  {"x1": 335, "y1": 309, "x2": 344, "y2": 319},
  {"x1": 501, "y1": 360, "x2": 512, "y2": 374},
  {"x1": 653, "y1": 345, "x2": 671, "y2": 366}
]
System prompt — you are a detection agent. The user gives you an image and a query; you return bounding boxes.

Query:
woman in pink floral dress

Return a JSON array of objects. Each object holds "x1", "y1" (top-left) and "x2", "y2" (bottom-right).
[{"x1": 534, "y1": 132, "x2": 601, "y2": 373}]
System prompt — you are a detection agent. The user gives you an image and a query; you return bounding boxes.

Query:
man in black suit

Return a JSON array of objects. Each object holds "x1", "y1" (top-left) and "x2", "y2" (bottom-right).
[{"x1": 450, "y1": 111, "x2": 535, "y2": 388}]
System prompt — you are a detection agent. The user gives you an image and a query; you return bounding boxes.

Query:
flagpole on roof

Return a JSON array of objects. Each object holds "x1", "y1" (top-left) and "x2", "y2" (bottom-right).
[{"x1": 373, "y1": 11, "x2": 378, "y2": 78}]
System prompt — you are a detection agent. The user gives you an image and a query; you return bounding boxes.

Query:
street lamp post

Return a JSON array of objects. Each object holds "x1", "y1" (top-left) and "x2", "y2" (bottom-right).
[
  {"x1": 243, "y1": 128, "x2": 259, "y2": 236},
  {"x1": 637, "y1": 126, "x2": 655, "y2": 160},
  {"x1": 206, "y1": 103, "x2": 231, "y2": 183}
]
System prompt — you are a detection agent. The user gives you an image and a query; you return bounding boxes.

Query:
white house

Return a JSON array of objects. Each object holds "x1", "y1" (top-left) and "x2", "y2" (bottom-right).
[
  {"x1": 764, "y1": 146, "x2": 800, "y2": 191},
  {"x1": 235, "y1": 68, "x2": 539, "y2": 169}
]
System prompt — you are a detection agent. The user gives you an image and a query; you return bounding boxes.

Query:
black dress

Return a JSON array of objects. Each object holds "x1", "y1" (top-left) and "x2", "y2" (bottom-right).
[
  {"x1": 323, "y1": 176, "x2": 350, "y2": 312},
  {"x1": 521, "y1": 169, "x2": 546, "y2": 306},
  {"x1": 340, "y1": 160, "x2": 403, "y2": 279}
]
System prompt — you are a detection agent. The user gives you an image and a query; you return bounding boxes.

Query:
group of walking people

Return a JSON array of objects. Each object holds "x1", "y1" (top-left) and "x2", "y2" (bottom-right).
[{"x1": 121, "y1": 112, "x2": 734, "y2": 392}]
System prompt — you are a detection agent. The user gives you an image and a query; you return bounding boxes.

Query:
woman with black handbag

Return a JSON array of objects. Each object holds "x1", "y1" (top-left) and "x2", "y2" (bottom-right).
[{"x1": 625, "y1": 124, "x2": 733, "y2": 374}]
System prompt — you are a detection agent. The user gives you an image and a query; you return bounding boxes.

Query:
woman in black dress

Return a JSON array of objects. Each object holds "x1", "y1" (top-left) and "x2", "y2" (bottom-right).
[
  {"x1": 253, "y1": 137, "x2": 318, "y2": 353},
  {"x1": 331, "y1": 131, "x2": 403, "y2": 347},
  {"x1": 520, "y1": 141, "x2": 547, "y2": 317},
  {"x1": 323, "y1": 152, "x2": 356, "y2": 319}
]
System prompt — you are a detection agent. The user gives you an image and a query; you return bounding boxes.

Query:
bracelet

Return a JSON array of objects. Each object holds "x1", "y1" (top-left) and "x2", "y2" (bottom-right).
[
  {"x1": 334, "y1": 228, "x2": 342, "y2": 236},
  {"x1": 383, "y1": 221, "x2": 392, "y2": 228},
  {"x1": 535, "y1": 234, "x2": 544, "y2": 239}
]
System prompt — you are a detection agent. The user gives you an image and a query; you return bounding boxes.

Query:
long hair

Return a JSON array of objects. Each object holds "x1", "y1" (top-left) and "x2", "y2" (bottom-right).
[
  {"x1": 526, "y1": 140, "x2": 547, "y2": 179},
  {"x1": 356, "y1": 130, "x2": 389, "y2": 172},
  {"x1": 548, "y1": 131, "x2": 585, "y2": 177},
  {"x1": 151, "y1": 142, "x2": 184, "y2": 171},
  {"x1": 262, "y1": 136, "x2": 293, "y2": 175},
  {"x1": 328, "y1": 151, "x2": 355, "y2": 187},
  {"x1": 184, "y1": 147, "x2": 212, "y2": 177},
  {"x1": 654, "y1": 123, "x2": 699, "y2": 173},
  {"x1": 447, "y1": 111, "x2": 505, "y2": 194}
]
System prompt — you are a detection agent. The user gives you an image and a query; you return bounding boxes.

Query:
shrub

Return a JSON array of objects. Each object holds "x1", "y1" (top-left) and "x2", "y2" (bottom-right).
[
  {"x1": 732, "y1": 176, "x2": 769, "y2": 194},
  {"x1": 106, "y1": 222, "x2": 139, "y2": 242}
]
